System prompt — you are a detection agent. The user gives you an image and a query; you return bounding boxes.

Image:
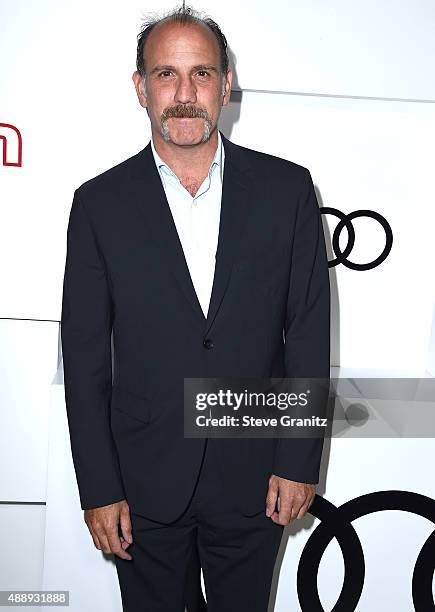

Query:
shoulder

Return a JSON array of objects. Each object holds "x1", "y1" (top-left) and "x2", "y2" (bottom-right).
[
  {"x1": 74, "y1": 148, "x2": 144, "y2": 201},
  {"x1": 224, "y1": 136, "x2": 310, "y2": 186}
]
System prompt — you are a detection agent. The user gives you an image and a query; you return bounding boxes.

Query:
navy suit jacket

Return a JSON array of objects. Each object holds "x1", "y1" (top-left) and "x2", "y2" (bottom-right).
[{"x1": 60, "y1": 130, "x2": 330, "y2": 523}]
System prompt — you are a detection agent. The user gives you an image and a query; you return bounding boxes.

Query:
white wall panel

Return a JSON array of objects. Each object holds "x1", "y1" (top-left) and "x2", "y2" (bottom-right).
[
  {"x1": 43, "y1": 383, "x2": 122, "y2": 612},
  {"x1": 0, "y1": 320, "x2": 58, "y2": 501},
  {"x1": 0, "y1": 504, "x2": 46, "y2": 603},
  {"x1": 213, "y1": 0, "x2": 435, "y2": 100}
]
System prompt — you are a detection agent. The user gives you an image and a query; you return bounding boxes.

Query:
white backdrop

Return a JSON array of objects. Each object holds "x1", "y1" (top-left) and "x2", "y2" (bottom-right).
[{"x1": 1, "y1": 1, "x2": 435, "y2": 610}]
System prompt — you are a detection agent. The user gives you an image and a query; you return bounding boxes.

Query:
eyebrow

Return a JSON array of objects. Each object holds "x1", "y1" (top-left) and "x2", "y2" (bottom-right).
[{"x1": 149, "y1": 64, "x2": 219, "y2": 75}]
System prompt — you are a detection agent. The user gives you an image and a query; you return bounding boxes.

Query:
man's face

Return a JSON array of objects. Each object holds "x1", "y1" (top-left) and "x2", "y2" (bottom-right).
[{"x1": 132, "y1": 21, "x2": 232, "y2": 146}]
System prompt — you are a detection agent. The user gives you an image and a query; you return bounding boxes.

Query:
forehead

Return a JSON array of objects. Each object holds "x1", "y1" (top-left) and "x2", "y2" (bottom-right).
[{"x1": 144, "y1": 21, "x2": 220, "y2": 67}]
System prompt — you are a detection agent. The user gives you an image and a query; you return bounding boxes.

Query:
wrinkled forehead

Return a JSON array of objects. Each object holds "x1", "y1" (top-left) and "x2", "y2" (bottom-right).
[{"x1": 143, "y1": 21, "x2": 221, "y2": 72}]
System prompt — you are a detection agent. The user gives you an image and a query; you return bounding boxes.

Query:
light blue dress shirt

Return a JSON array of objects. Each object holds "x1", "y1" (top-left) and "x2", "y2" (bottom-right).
[{"x1": 150, "y1": 130, "x2": 225, "y2": 317}]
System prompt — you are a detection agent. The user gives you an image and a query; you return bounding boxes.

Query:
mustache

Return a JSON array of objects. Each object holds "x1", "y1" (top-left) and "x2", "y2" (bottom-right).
[{"x1": 161, "y1": 104, "x2": 210, "y2": 120}]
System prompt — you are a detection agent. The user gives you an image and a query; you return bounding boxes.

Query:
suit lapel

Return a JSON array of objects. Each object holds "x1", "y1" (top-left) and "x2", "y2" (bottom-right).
[
  {"x1": 129, "y1": 130, "x2": 253, "y2": 334},
  {"x1": 204, "y1": 133, "x2": 253, "y2": 335}
]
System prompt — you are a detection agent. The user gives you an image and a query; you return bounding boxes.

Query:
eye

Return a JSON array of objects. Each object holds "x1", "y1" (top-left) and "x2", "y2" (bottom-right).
[
  {"x1": 196, "y1": 70, "x2": 210, "y2": 78},
  {"x1": 158, "y1": 70, "x2": 173, "y2": 78}
]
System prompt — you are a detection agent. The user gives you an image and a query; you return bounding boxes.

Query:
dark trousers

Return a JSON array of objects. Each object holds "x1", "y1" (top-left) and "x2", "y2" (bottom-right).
[{"x1": 114, "y1": 439, "x2": 284, "y2": 611}]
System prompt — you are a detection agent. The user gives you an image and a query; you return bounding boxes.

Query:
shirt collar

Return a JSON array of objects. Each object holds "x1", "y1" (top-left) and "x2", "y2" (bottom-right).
[{"x1": 150, "y1": 129, "x2": 224, "y2": 185}]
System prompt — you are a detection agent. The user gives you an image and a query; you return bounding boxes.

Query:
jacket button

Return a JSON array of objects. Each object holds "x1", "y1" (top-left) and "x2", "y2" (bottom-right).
[{"x1": 203, "y1": 338, "x2": 214, "y2": 349}]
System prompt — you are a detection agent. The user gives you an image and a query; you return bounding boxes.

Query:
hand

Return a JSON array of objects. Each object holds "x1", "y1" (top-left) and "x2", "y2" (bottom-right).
[
  {"x1": 265, "y1": 475, "x2": 316, "y2": 526},
  {"x1": 84, "y1": 499, "x2": 133, "y2": 560}
]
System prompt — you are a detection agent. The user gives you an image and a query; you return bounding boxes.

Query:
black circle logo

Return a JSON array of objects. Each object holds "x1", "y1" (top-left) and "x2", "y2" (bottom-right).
[
  {"x1": 298, "y1": 490, "x2": 435, "y2": 611},
  {"x1": 320, "y1": 207, "x2": 393, "y2": 270}
]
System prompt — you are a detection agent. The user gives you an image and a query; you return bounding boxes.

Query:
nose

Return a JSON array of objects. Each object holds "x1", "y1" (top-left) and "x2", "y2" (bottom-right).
[{"x1": 174, "y1": 74, "x2": 197, "y2": 105}]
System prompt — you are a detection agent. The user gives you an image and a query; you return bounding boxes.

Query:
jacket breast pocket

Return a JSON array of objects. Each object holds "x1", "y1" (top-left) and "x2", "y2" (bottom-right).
[
  {"x1": 234, "y1": 240, "x2": 288, "y2": 271},
  {"x1": 110, "y1": 385, "x2": 151, "y2": 425},
  {"x1": 233, "y1": 246, "x2": 288, "y2": 297}
]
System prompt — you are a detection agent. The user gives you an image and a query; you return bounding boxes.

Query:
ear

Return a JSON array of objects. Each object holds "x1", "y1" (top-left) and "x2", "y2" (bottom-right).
[
  {"x1": 132, "y1": 70, "x2": 147, "y2": 109},
  {"x1": 222, "y1": 69, "x2": 233, "y2": 106}
]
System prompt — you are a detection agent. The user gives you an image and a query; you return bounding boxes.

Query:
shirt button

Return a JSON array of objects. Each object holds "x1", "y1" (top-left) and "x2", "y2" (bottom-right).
[{"x1": 203, "y1": 338, "x2": 214, "y2": 349}]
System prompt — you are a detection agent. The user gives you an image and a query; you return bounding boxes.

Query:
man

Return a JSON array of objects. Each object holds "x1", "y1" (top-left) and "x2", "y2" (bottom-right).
[{"x1": 61, "y1": 5, "x2": 330, "y2": 611}]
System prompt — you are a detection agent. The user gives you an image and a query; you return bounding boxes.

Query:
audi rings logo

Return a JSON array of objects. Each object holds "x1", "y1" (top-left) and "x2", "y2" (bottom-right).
[
  {"x1": 298, "y1": 491, "x2": 435, "y2": 611},
  {"x1": 321, "y1": 207, "x2": 393, "y2": 271}
]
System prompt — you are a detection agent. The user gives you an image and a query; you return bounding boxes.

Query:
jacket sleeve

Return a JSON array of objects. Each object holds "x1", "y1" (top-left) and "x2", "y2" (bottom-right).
[
  {"x1": 60, "y1": 188, "x2": 125, "y2": 509},
  {"x1": 272, "y1": 168, "x2": 331, "y2": 484}
]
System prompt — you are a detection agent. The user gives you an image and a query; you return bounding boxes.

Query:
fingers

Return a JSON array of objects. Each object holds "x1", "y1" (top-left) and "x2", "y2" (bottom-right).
[
  {"x1": 277, "y1": 493, "x2": 293, "y2": 525},
  {"x1": 265, "y1": 476, "x2": 279, "y2": 517},
  {"x1": 295, "y1": 502, "x2": 311, "y2": 520},
  {"x1": 267, "y1": 479, "x2": 316, "y2": 525},
  {"x1": 119, "y1": 504, "x2": 133, "y2": 546},
  {"x1": 119, "y1": 536, "x2": 131, "y2": 550},
  {"x1": 296, "y1": 492, "x2": 316, "y2": 520},
  {"x1": 88, "y1": 528, "x2": 101, "y2": 551},
  {"x1": 106, "y1": 526, "x2": 132, "y2": 560},
  {"x1": 85, "y1": 503, "x2": 133, "y2": 560},
  {"x1": 89, "y1": 522, "x2": 132, "y2": 560}
]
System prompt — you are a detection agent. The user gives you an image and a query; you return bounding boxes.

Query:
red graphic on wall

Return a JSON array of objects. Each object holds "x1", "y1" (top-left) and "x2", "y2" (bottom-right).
[{"x1": 0, "y1": 123, "x2": 23, "y2": 167}]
